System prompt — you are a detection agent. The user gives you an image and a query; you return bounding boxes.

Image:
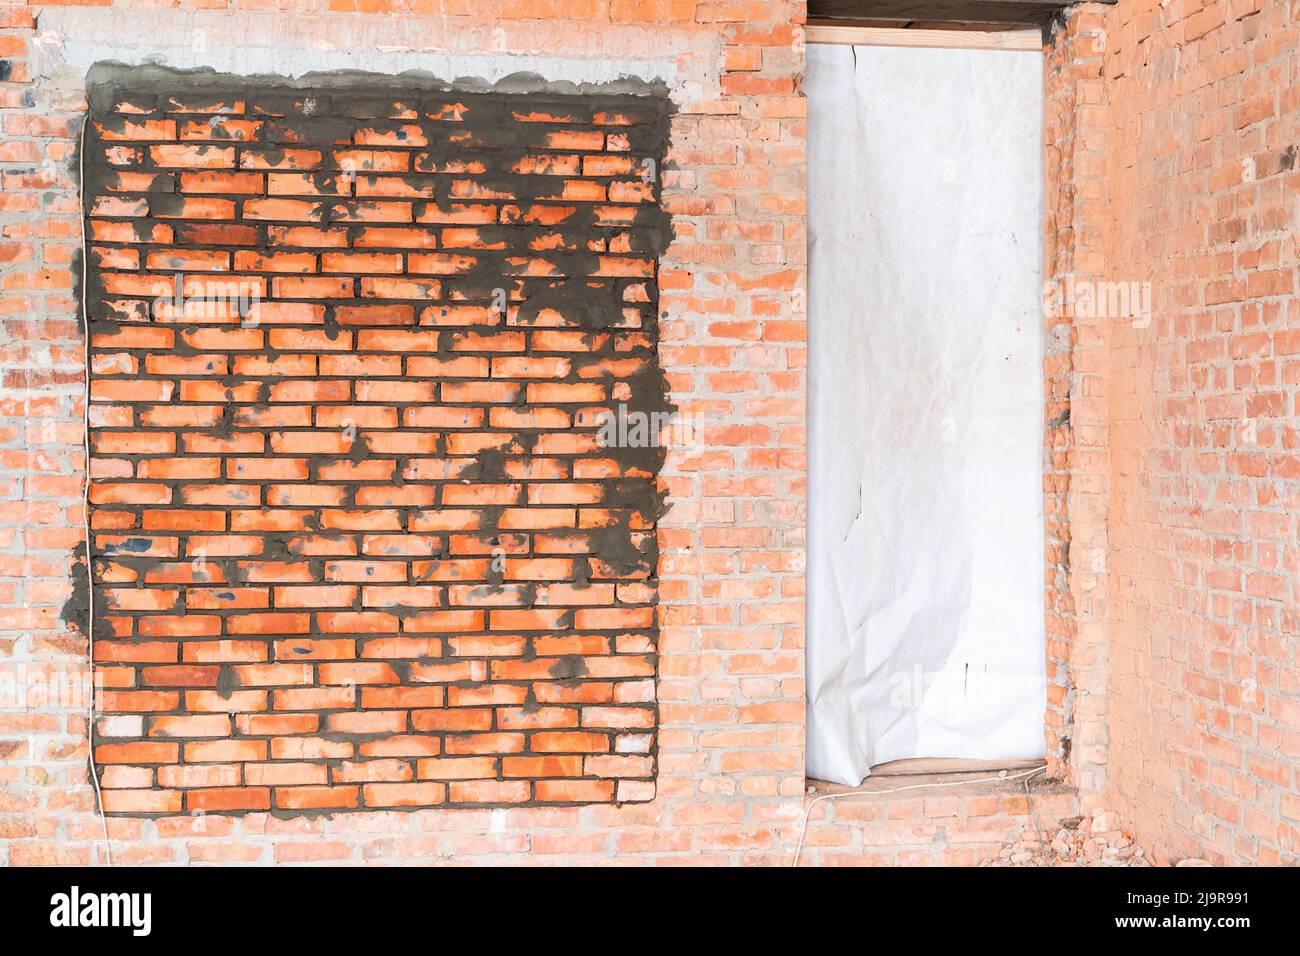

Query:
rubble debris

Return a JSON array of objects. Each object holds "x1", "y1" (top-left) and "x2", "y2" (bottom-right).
[{"x1": 982, "y1": 813, "x2": 1151, "y2": 867}]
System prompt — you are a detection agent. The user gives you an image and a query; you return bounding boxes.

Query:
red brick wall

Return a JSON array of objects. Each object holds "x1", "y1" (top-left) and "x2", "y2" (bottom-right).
[
  {"x1": 1042, "y1": 5, "x2": 1112, "y2": 801},
  {"x1": 82, "y1": 68, "x2": 671, "y2": 814},
  {"x1": 1102, "y1": 0, "x2": 1300, "y2": 865},
  {"x1": 1, "y1": 2, "x2": 826, "y2": 863},
  {"x1": 6, "y1": 0, "x2": 1291, "y2": 865}
]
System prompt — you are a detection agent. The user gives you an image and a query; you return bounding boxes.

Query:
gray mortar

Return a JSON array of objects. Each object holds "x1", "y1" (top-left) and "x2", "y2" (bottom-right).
[{"x1": 73, "y1": 63, "x2": 671, "y2": 815}]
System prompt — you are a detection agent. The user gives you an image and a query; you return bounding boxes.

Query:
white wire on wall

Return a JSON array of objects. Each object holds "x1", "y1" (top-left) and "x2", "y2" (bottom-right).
[{"x1": 79, "y1": 113, "x2": 113, "y2": 866}]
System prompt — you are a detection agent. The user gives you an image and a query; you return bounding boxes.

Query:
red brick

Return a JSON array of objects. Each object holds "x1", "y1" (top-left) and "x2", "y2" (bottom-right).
[{"x1": 83, "y1": 72, "x2": 673, "y2": 824}]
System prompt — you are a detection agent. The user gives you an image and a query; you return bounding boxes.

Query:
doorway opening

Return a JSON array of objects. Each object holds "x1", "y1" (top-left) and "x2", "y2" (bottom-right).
[{"x1": 805, "y1": 25, "x2": 1049, "y2": 787}]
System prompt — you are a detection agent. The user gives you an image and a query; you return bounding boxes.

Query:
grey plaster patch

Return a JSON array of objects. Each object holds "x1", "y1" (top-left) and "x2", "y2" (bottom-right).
[{"x1": 34, "y1": 8, "x2": 713, "y2": 101}]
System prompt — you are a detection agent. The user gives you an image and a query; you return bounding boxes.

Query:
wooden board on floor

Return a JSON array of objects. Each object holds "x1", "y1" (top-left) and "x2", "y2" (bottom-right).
[
  {"x1": 869, "y1": 756, "x2": 1046, "y2": 776},
  {"x1": 805, "y1": 757, "x2": 1047, "y2": 794}
]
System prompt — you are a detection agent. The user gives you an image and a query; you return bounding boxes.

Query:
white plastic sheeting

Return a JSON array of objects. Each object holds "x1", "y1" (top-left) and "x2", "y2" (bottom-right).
[{"x1": 805, "y1": 42, "x2": 1048, "y2": 786}]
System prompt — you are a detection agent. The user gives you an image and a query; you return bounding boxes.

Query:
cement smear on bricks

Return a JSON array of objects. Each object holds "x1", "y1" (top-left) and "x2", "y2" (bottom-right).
[{"x1": 80, "y1": 65, "x2": 673, "y2": 815}]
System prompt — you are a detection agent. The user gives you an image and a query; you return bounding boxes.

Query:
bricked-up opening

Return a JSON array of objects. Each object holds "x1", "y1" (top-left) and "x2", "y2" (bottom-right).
[{"x1": 80, "y1": 66, "x2": 672, "y2": 816}]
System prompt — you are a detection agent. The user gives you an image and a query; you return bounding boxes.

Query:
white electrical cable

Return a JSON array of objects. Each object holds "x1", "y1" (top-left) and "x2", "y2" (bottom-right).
[
  {"x1": 1023, "y1": 765, "x2": 1047, "y2": 847},
  {"x1": 790, "y1": 764, "x2": 1048, "y2": 867},
  {"x1": 79, "y1": 112, "x2": 113, "y2": 866}
]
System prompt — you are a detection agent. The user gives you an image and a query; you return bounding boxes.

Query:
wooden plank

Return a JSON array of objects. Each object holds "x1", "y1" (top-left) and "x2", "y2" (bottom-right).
[
  {"x1": 868, "y1": 756, "x2": 1046, "y2": 777},
  {"x1": 810, "y1": 17, "x2": 1042, "y2": 30},
  {"x1": 806, "y1": 20, "x2": 1042, "y2": 50},
  {"x1": 806, "y1": 758, "x2": 1050, "y2": 796}
]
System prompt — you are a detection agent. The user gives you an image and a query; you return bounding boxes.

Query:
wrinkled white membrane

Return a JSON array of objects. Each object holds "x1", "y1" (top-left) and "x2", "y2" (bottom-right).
[{"x1": 806, "y1": 43, "x2": 1047, "y2": 786}]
